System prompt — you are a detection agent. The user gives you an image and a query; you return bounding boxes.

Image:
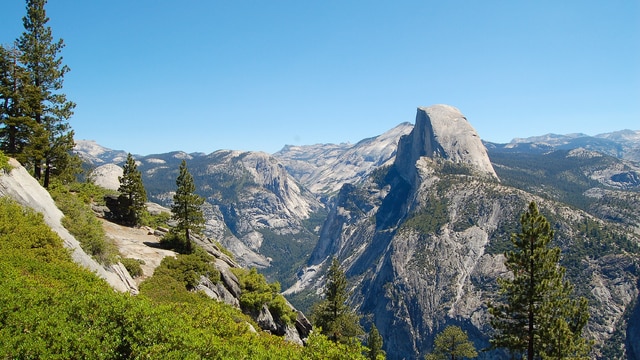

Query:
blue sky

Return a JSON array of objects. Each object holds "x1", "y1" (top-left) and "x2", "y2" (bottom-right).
[{"x1": 1, "y1": 1, "x2": 638, "y2": 155}]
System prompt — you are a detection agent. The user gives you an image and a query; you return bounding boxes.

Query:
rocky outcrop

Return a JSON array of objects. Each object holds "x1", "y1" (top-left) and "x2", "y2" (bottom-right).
[
  {"x1": 191, "y1": 235, "x2": 312, "y2": 345},
  {"x1": 90, "y1": 163, "x2": 123, "y2": 191},
  {"x1": 0, "y1": 159, "x2": 136, "y2": 293},
  {"x1": 395, "y1": 105, "x2": 497, "y2": 183}
]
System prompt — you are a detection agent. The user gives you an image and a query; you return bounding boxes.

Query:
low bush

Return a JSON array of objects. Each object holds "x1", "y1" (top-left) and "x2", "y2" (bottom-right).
[
  {"x1": 120, "y1": 258, "x2": 143, "y2": 278},
  {"x1": 49, "y1": 182, "x2": 118, "y2": 264},
  {"x1": 233, "y1": 267, "x2": 297, "y2": 324}
]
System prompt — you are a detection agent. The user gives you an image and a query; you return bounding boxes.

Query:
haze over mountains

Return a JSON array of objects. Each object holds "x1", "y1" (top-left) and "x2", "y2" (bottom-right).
[{"x1": 75, "y1": 105, "x2": 640, "y2": 359}]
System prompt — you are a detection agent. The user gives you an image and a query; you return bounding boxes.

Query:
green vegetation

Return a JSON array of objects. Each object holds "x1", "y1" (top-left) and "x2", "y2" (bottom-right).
[
  {"x1": 232, "y1": 267, "x2": 297, "y2": 324},
  {"x1": 171, "y1": 159, "x2": 205, "y2": 253},
  {"x1": 1, "y1": 0, "x2": 78, "y2": 188},
  {"x1": 49, "y1": 181, "x2": 118, "y2": 264},
  {"x1": 117, "y1": 153, "x2": 148, "y2": 226},
  {"x1": 402, "y1": 195, "x2": 448, "y2": 234},
  {"x1": 489, "y1": 150, "x2": 605, "y2": 210},
  {"x1": 488, "y1": 202, "x2": 591, "y2": 360},
  {"x1": 120, "y1": 258, "x2": 143, "y2": 278},
  {"x1": 366, "y1": 325, "x2": 385, "y2": 360},
  {"x1": 369, "y1": 164, "x2": 392, "y2": 188},
  {"x1": 258, "y1": 227, "x2": 318, "y2": 288},
  {"x1": 425, "y1": 325, "x2": 477, "y2": 360},
  {"x1": 0, "y1": 150, "x2": 11, "y2": 172},
  {"x1": 0, "y1": 196, "x2": 367, "y2": 359},
  {"x1": 312, "y1": 258, "x2": 364, "y2": 344},
  {"x1": 140, "y1": 210, "x2": 171, "y2": 229}
]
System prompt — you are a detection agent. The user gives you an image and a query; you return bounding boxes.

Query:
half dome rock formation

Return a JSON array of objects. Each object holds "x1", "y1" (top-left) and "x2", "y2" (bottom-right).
[{"x1": 395, "y1": 105, "x2": 498, "y2": 182}]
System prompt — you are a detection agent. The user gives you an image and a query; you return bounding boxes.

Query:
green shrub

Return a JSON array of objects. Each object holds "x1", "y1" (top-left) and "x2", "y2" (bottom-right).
[
  {"x1": 121, "y1": 258, "x2": 143, "y2": 278},
  {"x1": 151, "y1": 250, "x2": 219, "y2": 290},
  {"x1": 0, "y1": 151, "x2": 11, "y2": 173},
  {"x1": 67, "y1": 181, "x2": 117, "y2": 206},
  {"x1": 232, "y1": 267, "x2": 297, "y2": 324},
  {"x1": 49, "y1": 182, "x2": 118, "y2": 264},
  {"x1": 140, "y1": 211, "x2": 171, "y2": 228}
]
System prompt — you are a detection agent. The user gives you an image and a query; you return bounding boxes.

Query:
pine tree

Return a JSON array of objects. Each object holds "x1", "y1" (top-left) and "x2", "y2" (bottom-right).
[
  {"x1": 367, "y1": 324, "x2": 385, "y2": 360},
  {"x1": 16, "y1": 0, "x2": 76, "y2": 188},
  {"x1": 117, "y1": 153, "x2": 147, "y2": 226},
  {"x1": 488, "y1": 201, "x2": 591, "y2": 360},
  {"x1": 171, "y1": 160, "x2": 204, "y2": 253},
  {"x1": 312, "y1": 257, "x2": 363, "y2": 343},
  {"x1": 0, "y1": 44, "x2": 37, "y2": 160},
  {"x1": 425, "y1": 325, "x2": 477, "y2": 360}
]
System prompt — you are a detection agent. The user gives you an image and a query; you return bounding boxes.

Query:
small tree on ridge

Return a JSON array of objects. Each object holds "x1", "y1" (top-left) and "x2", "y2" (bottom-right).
[
  {"x1": 117, "y1": 153, "x2": 147, "y2": 226},
  {"x1": 171, "y1": 159, "x2": 204, "y2": 253}
]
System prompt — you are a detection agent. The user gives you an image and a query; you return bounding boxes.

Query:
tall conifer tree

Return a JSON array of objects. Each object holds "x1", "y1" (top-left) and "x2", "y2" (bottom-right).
[
  {"x1": 17, "y1": 0, "x2": 76, "y2": 188},
  {"x1": 367, "y1": 324, "x2": 385, "y2": 360},
  {"x1": 488, "y1": 201, "x2": 591, "y2": 359},
  {"x1": 312, "y1": 257, "x2": 363, "y2": 343},
  {"x1": 0, "y1": 44, "x2": 36, "y2": 160},
  {"x1": 171, "y1": 160, "x2": 205, "y2": 253},
  {"x1": 117, "y1": 153, "x2": 147, "y2": 226}
]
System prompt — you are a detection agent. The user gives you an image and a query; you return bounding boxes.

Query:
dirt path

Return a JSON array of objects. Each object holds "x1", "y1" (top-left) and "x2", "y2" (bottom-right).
[{"x1": 101, "y1": 219, "x2": 176, "y2": 285}]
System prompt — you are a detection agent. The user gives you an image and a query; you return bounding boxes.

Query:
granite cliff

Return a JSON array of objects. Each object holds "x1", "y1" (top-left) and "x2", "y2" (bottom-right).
[{"x1": 288, "y1": 106, "x2": 639, "y2": 359}]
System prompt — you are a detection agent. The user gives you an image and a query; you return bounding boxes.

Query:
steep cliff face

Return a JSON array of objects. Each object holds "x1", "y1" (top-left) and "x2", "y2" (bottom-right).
[
  {"x1": 395, "y1": 105, "x2": 497, "y2": 183},
  {"x1": 290, "y1": 107, "x2": 639, "y2": 359}
]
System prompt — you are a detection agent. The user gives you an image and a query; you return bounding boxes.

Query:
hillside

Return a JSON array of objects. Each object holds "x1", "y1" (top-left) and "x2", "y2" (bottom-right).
[{"x1": 1, "y1": 158, "x2": 371, "y2": 357}]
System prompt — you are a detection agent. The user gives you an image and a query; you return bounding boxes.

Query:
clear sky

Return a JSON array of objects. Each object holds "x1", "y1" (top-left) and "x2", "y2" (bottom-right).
[{"x1": 1, "y1": 1, "x2": 638, "y2": 155}]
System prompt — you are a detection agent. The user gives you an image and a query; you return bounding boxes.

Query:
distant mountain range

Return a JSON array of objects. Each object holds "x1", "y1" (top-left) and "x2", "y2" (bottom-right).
[{"x1": 74, "y1": 108, "x2": 640, "y2": 360}]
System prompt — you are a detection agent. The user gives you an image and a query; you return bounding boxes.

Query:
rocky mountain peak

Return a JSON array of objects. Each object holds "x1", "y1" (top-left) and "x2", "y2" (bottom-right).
[{"x1": 395, "y1": 105, "x2": 498, "y2": 182}]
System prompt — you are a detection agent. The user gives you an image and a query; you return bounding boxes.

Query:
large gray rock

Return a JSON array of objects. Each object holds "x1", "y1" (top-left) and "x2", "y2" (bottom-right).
[
  {"x1": 90, "y1": 163, "x2": 123, "y2": 191},
  {"x1": 395, "y1": 105, "x2": 498, "y2": 182}
]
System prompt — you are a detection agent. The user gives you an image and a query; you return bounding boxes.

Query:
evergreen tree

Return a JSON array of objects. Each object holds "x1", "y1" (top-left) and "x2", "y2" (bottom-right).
[
  {"x1": 312, "y1": 257, "x2": 363, "y2": 344},
  {"x1": 367, "y1": 324, "x2": 385, "y2": 360},
  {"x1": 171, "y1": 159, "x2": 204, "y2": 253},
  {"x1": 16, "y1": 0, "x2": 76, "y2": 188},
  {"x1": 488, "y1": 201, "x2": 591, "y2": 360},
  {"x1": 0, "y1": 43, "x2": 37, "y2": 160},
  {"x1": 424, "y1": 325, "x2": 477, "y2": 360},
  {"x1": 117, "y1": 153, "x2": 147, "y2": 226}
]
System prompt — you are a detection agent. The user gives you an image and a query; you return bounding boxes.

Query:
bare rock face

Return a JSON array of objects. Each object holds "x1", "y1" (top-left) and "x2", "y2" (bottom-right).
[
  {"x1": 90, "y1": 163, "x2": 123, "y2": 191},
  {"x1": 395, "y1": 105, "x2": 497, "y2": 183}
]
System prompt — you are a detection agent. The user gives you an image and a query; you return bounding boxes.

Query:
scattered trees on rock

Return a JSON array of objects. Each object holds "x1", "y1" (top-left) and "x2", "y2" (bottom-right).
[
  {"x1": 171, "y1": 159, "x2": 205, "y2": 253},
  {"x1": 424, "y1": 325, "x2": 477, "y2": 360},
  {"x1": 117, "y1": 153, "x2": 147, "y2": 226},
  {"x1": 312, "y1": 257, "x2": 364, "y2": 344},
  {"x1": 488, "y1": 201, "x2": 591, "y2": 359}
]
